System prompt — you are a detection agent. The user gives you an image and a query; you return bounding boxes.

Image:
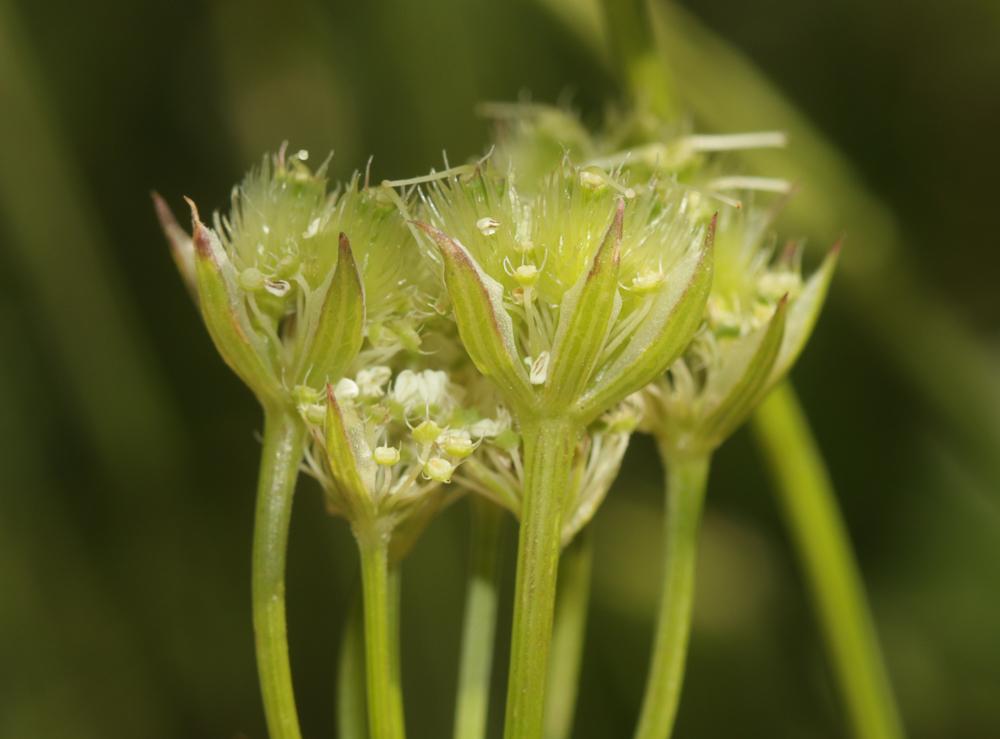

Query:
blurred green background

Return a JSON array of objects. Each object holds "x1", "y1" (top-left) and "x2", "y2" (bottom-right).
[{"x1": 1, "y1": 0, "x2": 998, "y2": 737}]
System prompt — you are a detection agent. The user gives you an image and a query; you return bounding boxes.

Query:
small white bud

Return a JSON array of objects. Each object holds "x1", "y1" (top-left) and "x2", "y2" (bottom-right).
[
  {"x1": 528, "y1": 352, "x2": 550, "y2": 385},
  {"x1": 476, "y1": 217, "x2": 500, "y2": 236},
  {"x1": 631, "y1": 267, "x2": 665, "y2": 294},
  {"x1": 580, "y1": 170, "x2": 606, "y2": 190},
  {"x1": 439, "y1": 429, "x2": 474, "y2": 459},
  {"x1": 513, "y1": 264, "x2": 539, "y2": 287},
  {"x1": 264, "y1": 278, "x2": 291, "y2": 298},
  {"x1": 412, "y1": 419, "x2": 443, "y2": 444},
  {"x1": 373, "y1": 446, "x2": 400, "y2": 466},
  {"x1": 304, "y1": 403, "x2": 326, "y2": 425},
  {"x1": 334, "y1": 378, "x2": 360, "y2": 401},
  {"x1": 423, "y1": 456, "x2": 455, "y2": 483},
  {"x1": 303, "y1": 217, "x2": 322, "y2": 239},
  {"x1": 238, "y1": 267, "x2": 266, "y2": 291}
]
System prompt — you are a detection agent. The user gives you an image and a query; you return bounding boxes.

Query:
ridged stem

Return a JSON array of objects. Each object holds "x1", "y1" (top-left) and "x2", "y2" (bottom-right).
[
  {"x1": 633, "y1": 450, "x2": 710, "y2": 739},
  {"x1": 253, "y1": 410, "x2": 307, "y2": 739},
  {"x1": 337, "y1": 594, "x2": 367, "y2": 739},
  {"x1": 544, "y1": 529, "x2": 594, "y2": 739},
  {"x1": 453, "y1": 498, "x2": 505, "y2": 739},
  {"x1": 503, "y1": 416, "x2": 579, "y2": 739},
  {"x1": 752, "y1": 383, "x2": 904, "y2": 739},
  {"x1": 358, "y1": 532, "x2": 406, "y2": 739}
]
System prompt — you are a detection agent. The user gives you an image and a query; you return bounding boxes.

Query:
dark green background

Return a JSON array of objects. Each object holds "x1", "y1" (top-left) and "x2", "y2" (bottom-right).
[{"x1": 1, "y1": 0, "x2": 997, "y2": 737}]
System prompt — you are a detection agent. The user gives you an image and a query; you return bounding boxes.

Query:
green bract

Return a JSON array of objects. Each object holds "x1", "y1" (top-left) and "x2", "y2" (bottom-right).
[
  {"x1": 158, "y1": 148, "x2": 427, "y2": 408},
  {"x1": 415, "y1": 159, "x2": 713, "y2": 422},
  {"x1": 643, "y1": 200, "x2": 839, "y2": 456}
]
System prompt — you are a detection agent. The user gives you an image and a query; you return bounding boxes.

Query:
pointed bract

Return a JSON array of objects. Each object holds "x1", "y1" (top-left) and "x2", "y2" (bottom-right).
[
  {"x1": 700, "y1": 295, "x2": 788, "y2": 446},
  {"x1": 545, "y1": 200, "x2": 624, "y2": 409},
  {"x1": 577, "y1": 215, "x2": 715, "y2": 423},
  {"x1": 295, "y1": 233, "x2": 366, "y2": 388},
  {"x1": 186, "y1": 198, "x2": 280, "y2": 404},
  {"x1": 768, "y1": 242, "x2": 839, "y2": 386},
  {"x1": 152, "y1": 191, "x2": 196, "y2": 297},
  {"x1": 414, "y1": 221, "x2": 533, "y2": 408}
]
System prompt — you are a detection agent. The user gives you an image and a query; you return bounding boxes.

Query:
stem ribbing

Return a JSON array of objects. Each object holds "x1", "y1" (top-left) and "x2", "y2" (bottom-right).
[
  {"x1": 503, "y1": 416, "x2": 578, "y2": 739},
  {"x1": 252, "y1": 410, "x2": 307, "y2": 739},
  {"x1": 359, "y1": 533, "x2": 406, "y2": 739},
  {"x1": 634, "y1": 451, "x2": 710, "y2": 739},
  {"x1": 544, "y1": 529, "x2": 594, "y2": 739},
  {"x1": 453, "y1": 498, "x2": 505, "y2": 739}
]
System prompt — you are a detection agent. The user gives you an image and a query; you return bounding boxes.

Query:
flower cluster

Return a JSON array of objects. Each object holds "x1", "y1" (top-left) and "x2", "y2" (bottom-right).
[
  {"x1": 416, "y1": 157, "x2": 712, "y2": 423},
  {"x1": 155, "y1": 146, "x2": 428, "y2": 409},
  {"x1": 297, "y1": 367, "x2": 506, "y2": 549},
  {"x1": 642, "y1": 200, "x2": 838, "y2": 457}
]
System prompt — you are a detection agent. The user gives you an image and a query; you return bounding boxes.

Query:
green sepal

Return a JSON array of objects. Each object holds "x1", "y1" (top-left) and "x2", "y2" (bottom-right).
[
  {"x1": 545, "y1": 200, "x2": 624, "y2": 410},
  {"x1": 414, "y1": 222, "x2": 534, "y2": 408},
  {"x1": 768, "y1": 243, "x2": 840, "y2": 386},
  {"x1": 700, "y1": 295, "x2": 788, "y2": 446},
  {"x1": 187, "y1": 199, "x2": 280, "y2": 405},
  {"x1": 576, "y1": 215, "x2": 716, "y2": 422},
  {"x1": 295, "y1": 232, "x2": 366, "y2": 389},
  {"x1": 323, "y1": 384, "x2": 375, "y2": 522}
]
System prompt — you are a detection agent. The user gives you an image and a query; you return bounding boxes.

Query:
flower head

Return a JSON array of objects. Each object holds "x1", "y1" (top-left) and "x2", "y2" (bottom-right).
[
  {"x1": 643, "y1": 198, "x2": 838, "y2": 456},
  {"x1": 155, "y1": 146, "x2": 428, "y2": 408},
  {"x1": 414, "y1": 158, "x2": 713, "y2": 422}
]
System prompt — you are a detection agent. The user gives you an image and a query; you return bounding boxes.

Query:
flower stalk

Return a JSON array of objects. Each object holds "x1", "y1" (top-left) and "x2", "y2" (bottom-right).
[
  {"x1": 453, "y1": 499, "x2": 506, "y2": 739},
  {"x1": 544, "y1": 528, "x2": 594, "y2": 739},
  {"x1": 504, "y1": 416, "x2": 578, "y2": 739},
  {"x1": 252, "y1": 409, "x2": 307, "y2": 739},
  {"x1": 752, "y1": 383, "x2": 904, "y2": 739},
  {"x1": 358, "y1": 527, "x2": 407, "y2": 739},
  {"x1": 337, "y1": 594, "x2": 368, "y2": 739},
  {"x1": 633, "y1": 450, "x2": 709, "y2": 739}
]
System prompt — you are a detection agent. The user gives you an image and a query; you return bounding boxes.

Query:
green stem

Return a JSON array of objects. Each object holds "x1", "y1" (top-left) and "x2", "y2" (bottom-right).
[
  {"x1": 544, "y1": 529, "x2": 594, "y2": 739},
  {"x1": 752, "y1": 382, "x2": 904, "y2": 739},
  {"x1": 337, "y1": 594, "x2": 368, "y2": 739},
  {"x1": 358, "y1": 532, "x2": 406, "y2": 739},
  {"x1": 453, "y1": 498, "x2": 505, "y2": 739},
  {"x1": 598, "y1": 0, "x2": 676, "y2": 119},
  {"x1": 503, "y1": 416, "x2": 579, "y2": 739},
  {"x1": 634, "y1": 451, "x2": 710, "y2": 739},
  {"x1": 253, "y1": 410, "x2": 307, "y2": 739}
]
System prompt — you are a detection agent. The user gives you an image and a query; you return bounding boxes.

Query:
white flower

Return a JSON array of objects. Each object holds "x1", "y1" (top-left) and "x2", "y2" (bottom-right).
[
  {"x1": 356, "y1": 366, "x2": 392, "y2": 398},
  {"x1": 391, "y1": 369, "x2": 451, "y2": 412},
  {"x1": 468, "y1": 410, "x2": 511, "y2": 439},
  {"x1": 334, "y1": 377, "x2": 360, "y2": 401}
]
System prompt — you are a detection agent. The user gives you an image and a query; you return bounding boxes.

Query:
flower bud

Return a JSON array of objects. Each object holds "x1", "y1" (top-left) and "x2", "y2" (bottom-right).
[
  {"x1": 423, "y1": 457, "x2": 455, "y2": 483},
  {"x1": 374, "y1": 446, "x2": 401, "y2": 466}
]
